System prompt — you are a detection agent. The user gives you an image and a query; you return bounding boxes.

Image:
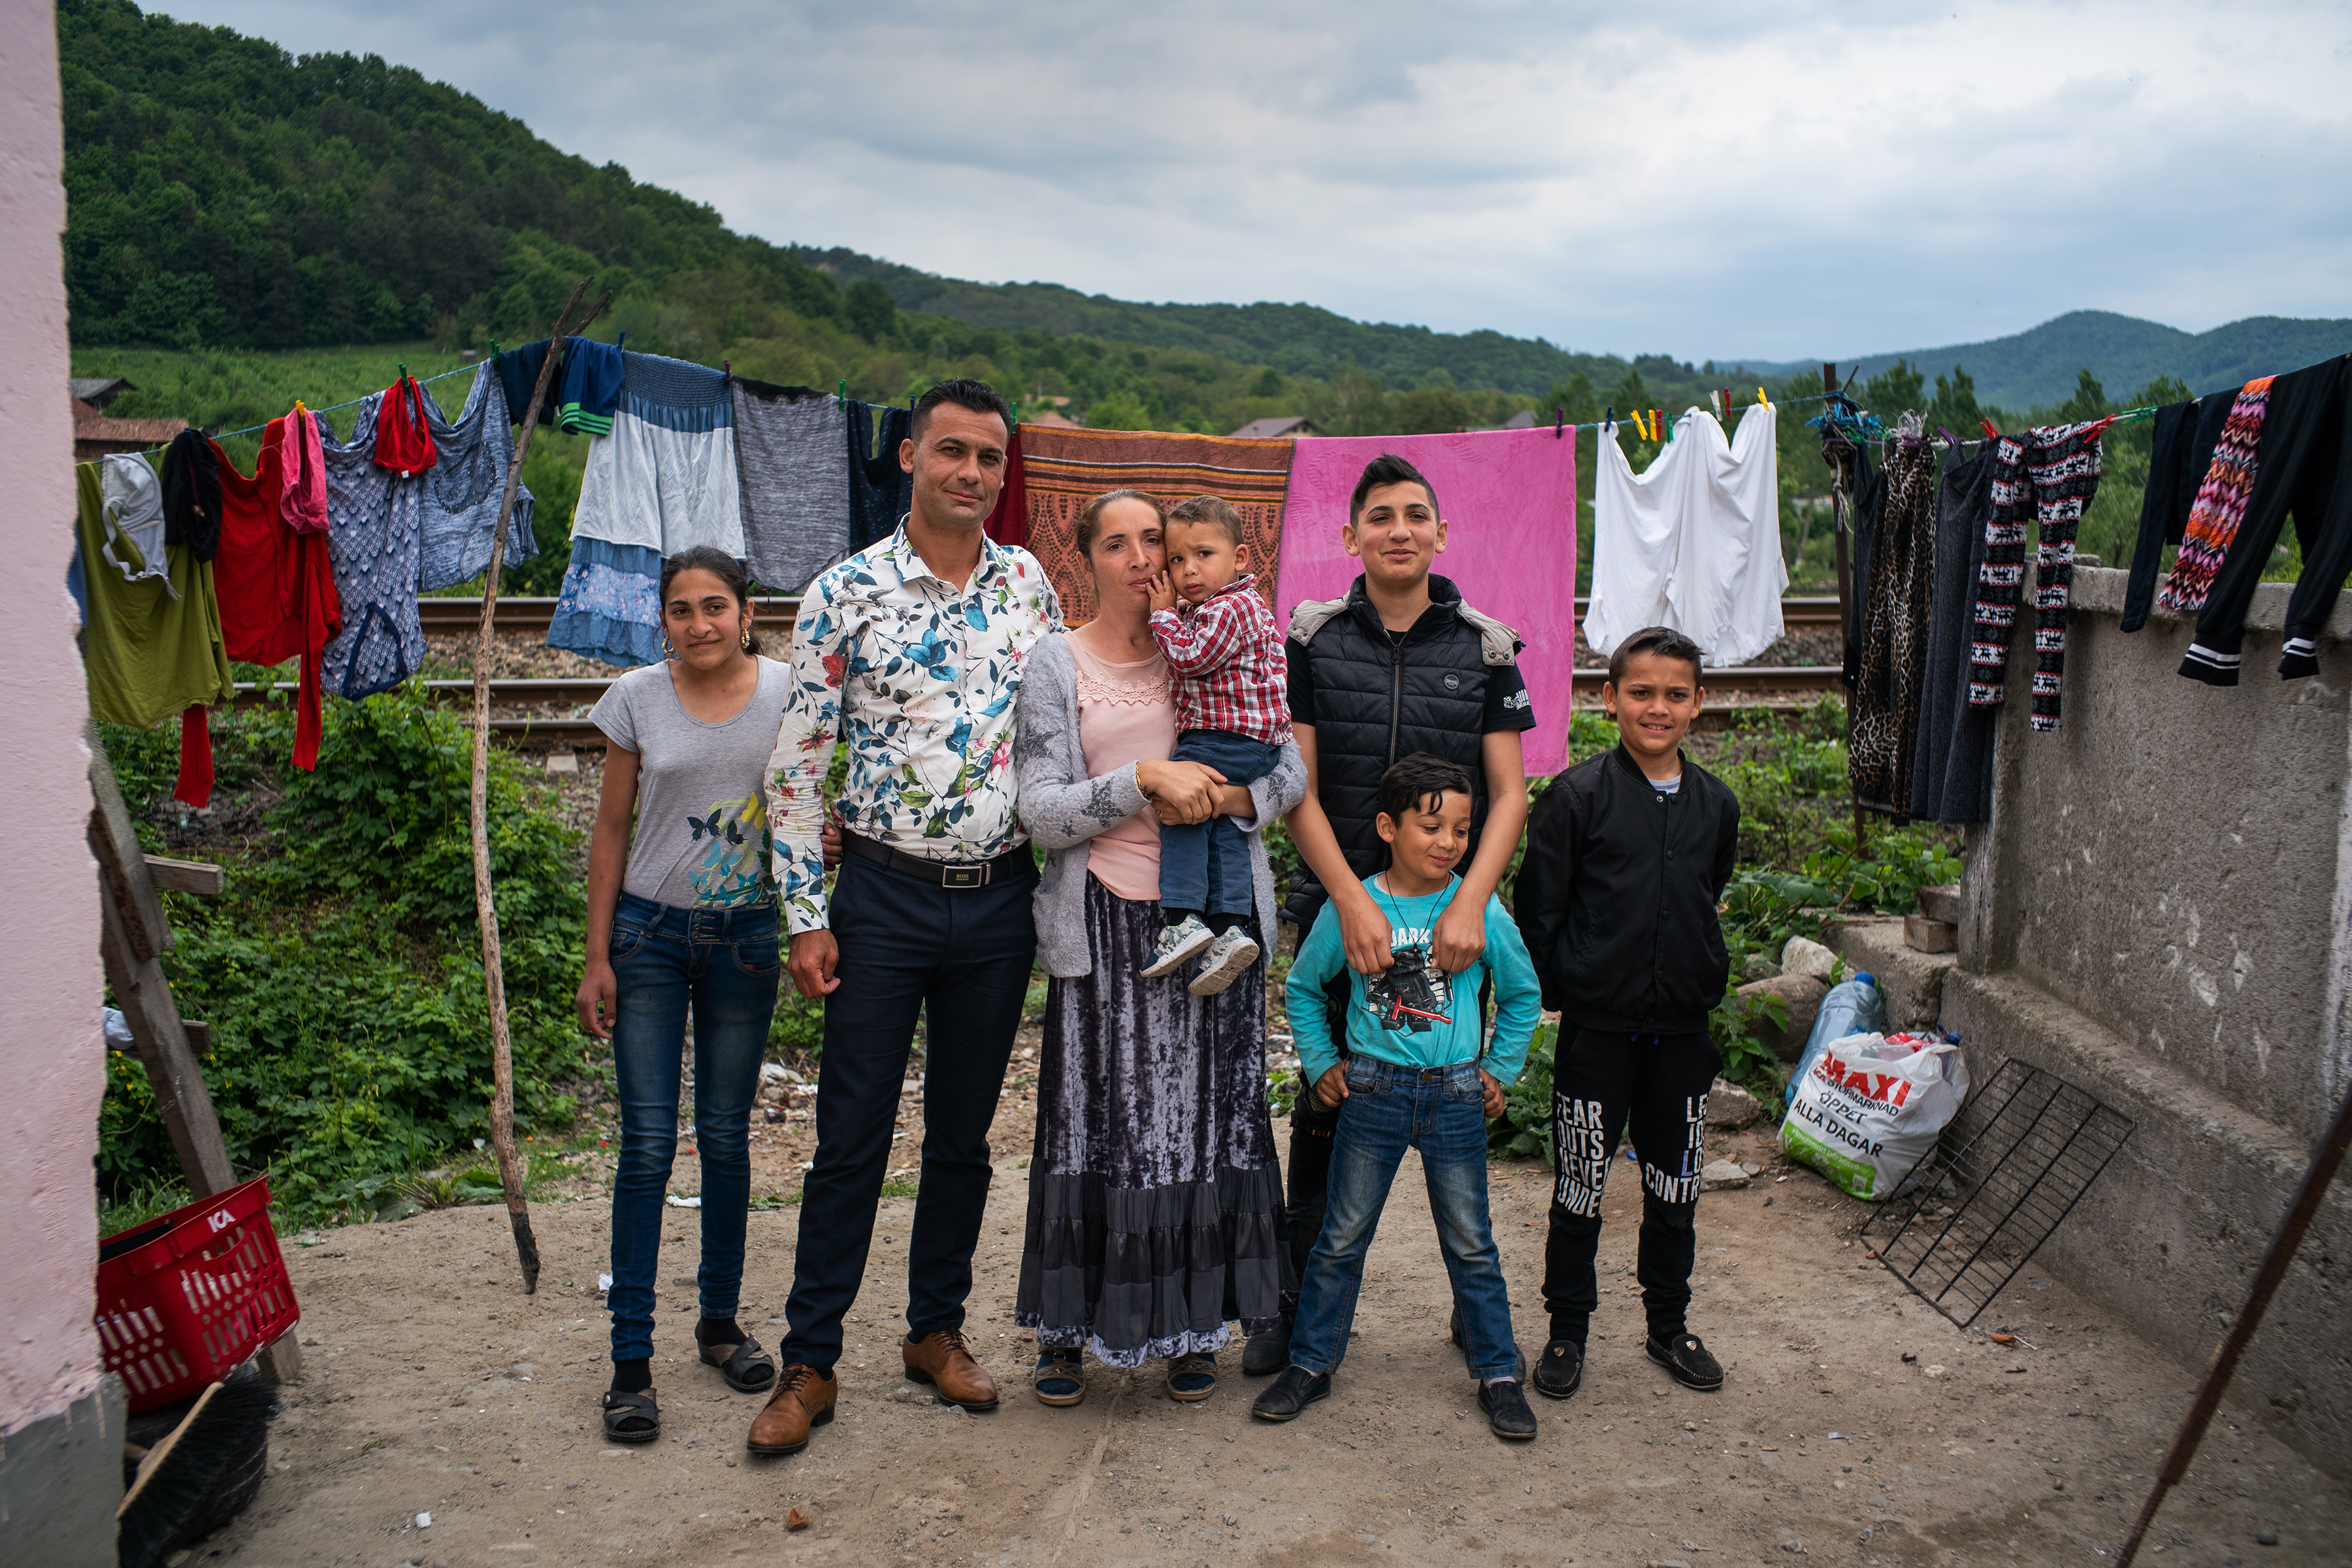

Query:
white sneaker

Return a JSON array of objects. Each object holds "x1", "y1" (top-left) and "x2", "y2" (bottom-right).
[
  {"x1": 1142, "y1": 916, "x2": 1216, "y2": 978},
  {"x1": 1188, "y1": 927, "x2": 1262, "y2": 995}
]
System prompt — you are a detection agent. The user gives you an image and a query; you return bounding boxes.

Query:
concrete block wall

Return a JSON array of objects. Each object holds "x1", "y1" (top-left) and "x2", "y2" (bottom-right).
[{"x1": 1929, "y1": 566, "x2": 2352, "y2": 1474}]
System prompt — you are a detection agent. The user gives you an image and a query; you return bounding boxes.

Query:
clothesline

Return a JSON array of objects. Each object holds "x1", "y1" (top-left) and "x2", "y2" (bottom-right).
[
  {"x1": 140, "y1": 361, "x2": 480, "y2": 455},
  {"x1": 1806, "y1": 401, "x2": 2160, "y2": 453}
]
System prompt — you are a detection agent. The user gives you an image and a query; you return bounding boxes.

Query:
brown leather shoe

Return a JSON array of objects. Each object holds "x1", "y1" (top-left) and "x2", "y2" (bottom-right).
[
  {"x1": 745, "y1": 1364, "x2": 836, "y2": 1455},
  {"x1": 902, "y1": 1330, "x2": 999, "y2": 1411}
]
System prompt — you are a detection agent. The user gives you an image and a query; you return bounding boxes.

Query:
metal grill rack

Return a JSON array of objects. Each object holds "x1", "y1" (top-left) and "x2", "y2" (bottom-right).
[{"x1": 1862, "y1": 1059, "x2": 2134, "y2": 1328}]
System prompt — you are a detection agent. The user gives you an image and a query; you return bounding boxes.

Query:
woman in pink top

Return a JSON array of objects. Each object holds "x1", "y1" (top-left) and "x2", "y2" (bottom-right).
[{"x1": 1011, "y1": 490, "x2": 1307, "y2": 1405}]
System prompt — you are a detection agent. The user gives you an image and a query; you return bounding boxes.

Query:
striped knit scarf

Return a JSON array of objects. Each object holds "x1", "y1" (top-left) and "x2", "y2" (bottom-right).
[
  {"x1": 1968, "y1": 421, "x2": 2103, "y2": 729},
  {"x1": 2156, "y1": 376, "x2": 2274, "y2": 615}
]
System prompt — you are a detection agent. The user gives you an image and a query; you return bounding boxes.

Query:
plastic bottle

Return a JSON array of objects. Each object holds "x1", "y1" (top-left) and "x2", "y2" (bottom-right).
[{"x1": 1786, "y1": 972, "x2": 1884, "y2": 1103}]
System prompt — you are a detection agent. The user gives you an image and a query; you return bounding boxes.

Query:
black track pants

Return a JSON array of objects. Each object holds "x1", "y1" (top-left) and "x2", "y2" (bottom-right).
[{"x1": 1542, "y1": 1024, "x2": 1720, "y2": 1345}]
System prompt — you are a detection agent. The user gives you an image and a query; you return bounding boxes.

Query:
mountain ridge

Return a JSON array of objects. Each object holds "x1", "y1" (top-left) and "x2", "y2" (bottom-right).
[{"x1": 1734, "y1": 309, "x2": 2352, "y2": 410}]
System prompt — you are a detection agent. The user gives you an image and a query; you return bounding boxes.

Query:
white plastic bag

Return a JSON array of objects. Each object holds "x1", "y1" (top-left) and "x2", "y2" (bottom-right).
[{"x1": 1780, "y1": 1031, "x2": 1968, "y2": 1200}]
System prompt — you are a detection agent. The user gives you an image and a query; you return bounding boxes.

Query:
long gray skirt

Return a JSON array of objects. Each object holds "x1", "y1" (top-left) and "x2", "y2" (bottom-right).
[{"x1": 1014, "y1": 874, "x2": 1288, "y2": 1366}]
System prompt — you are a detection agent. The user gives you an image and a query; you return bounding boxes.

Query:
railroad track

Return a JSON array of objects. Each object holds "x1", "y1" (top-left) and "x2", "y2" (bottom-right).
[
  {"x1": 231, "y1": 667, "x2": 1843, "y2": 744},
  {"x1": 418, "y1": 595, "x2": 1846, "y2": 635}
]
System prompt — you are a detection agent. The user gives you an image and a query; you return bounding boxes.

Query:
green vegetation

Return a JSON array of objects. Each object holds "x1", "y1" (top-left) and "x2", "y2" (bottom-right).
[{"x1": 97, "y1": 684, "x2": 592, "y2": 1225}]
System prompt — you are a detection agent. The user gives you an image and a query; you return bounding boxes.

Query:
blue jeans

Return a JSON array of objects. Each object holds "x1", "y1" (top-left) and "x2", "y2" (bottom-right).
[
  {"x1": 780, "y1": 850, "x2": 1039, "y2": 1369},
  {"x1": 1158, "y1": 729, "x2": 1279, "y2": 917},
  {"x1": 1289, "y1": 1056, "x2": 1519, "y2": 1379},
  {"x1": 606, "y1": 891, "x2": 780, "y2": 1362}
]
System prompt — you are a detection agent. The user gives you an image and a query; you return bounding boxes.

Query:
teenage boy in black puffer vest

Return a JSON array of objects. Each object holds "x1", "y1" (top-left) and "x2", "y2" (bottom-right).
[
  {"x1": 1246, "y1": 451, "x2": 1536, "y2": 1376},
  {"x1": 1511, "y1": 625, "x2": 1740, "y2": 1401}
]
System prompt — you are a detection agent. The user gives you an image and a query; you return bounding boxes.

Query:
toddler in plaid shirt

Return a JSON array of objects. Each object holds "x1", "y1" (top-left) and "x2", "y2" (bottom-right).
[{"x1": 1141, "y1": 495, "x2": 1293, "y2": 996}]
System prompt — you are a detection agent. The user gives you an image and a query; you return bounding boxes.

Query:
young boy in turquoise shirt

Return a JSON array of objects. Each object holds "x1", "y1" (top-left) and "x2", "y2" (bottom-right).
[{"x1": 1253, "y1": 754, "x2": 1544, "y2": 1440}]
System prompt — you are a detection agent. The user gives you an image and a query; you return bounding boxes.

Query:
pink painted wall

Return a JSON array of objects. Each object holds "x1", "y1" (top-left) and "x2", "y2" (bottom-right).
[{"x1": 0, "y1": 3, "x2": 106, "y2": 1435}]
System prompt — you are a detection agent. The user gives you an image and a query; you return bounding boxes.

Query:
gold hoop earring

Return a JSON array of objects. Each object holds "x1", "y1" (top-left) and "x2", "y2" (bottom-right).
[
  {"x1": 740, "y1": 624, "x2": 753, "y2": 651},
  {"x1": 661, "y1": 634, "x2": 677, "y2": 660}
]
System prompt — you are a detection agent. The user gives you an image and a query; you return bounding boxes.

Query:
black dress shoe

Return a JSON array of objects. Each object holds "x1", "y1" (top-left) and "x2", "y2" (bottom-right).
[
  {"x1": 1477, "y1": 1378, "x2": 1539, "y2": 1440},
  {"x1": 1646, "y1": 1332, "x2": 1725, "y2": 1392},
  {"x1": 1531, "y1": 1338, "x2": 1584, "y2": 1399},
  {"x1": 1250, "y1": 1365, "x2": 1331, "y2": 1422},
  {"x1": 1241, "y1": 1316, "x2": 1292, "y2": 1377}
]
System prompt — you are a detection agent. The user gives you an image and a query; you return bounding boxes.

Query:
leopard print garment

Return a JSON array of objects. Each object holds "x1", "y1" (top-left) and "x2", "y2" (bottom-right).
[{"x1": 1850, "y1": 438, "x2": 1940, "y2": 819}]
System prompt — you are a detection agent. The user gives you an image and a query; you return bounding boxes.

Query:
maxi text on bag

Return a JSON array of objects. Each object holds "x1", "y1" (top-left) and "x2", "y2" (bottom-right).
[{"x1": 1780, "y1": 1032, "x2": 1970, "y2": 1200}]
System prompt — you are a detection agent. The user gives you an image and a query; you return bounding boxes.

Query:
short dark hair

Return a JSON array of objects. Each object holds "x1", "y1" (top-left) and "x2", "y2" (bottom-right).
[
  {"x1": 1166, "y1": 495, "x2": 1243, "y2": 547},
  {"x1": 910, "y1": 377, "x2": 1013, "y2": 444},
  {"x1": 1377, "y1": 752, "x2": 1475, "y2": 825},
  {"x1": 1606, "y1": 625, "x2": 1705, "y2": 687},
  {"x1": 1349, "y1": 453, "x2": 1439, "y2": 523},
  {"x1": 659, "y1": 546, "x2": 762, "y2": 657}
]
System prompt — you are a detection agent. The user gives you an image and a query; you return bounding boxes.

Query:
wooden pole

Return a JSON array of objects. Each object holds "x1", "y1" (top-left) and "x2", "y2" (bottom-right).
[
  {"x1": 2115, "y1": 1083, "x2": 2352, "y2": 1565},
  {"x1": 470, "y1": 280, "x2": 612, "y2": 1293}
]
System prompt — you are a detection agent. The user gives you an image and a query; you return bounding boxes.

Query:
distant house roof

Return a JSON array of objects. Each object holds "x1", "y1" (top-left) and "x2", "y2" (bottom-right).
[
  {"x1": 1227, "y1": 416, "x2": 1320, "y2": 440},
  {"x1": 70, "y1": 376, "x2": 137, "y2": 410},
  {"x1": 1023, "y1": 409, "x2": 1081, "y2": 429},
  {"x1": 72, "y1": 397, "x2": 187, "y2": 460},
  {"x1": 1497, "y1": 410, "x2": 1536, "y2": 430}
]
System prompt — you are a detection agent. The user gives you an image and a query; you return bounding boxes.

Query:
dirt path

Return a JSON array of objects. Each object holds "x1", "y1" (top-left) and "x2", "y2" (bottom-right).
[{"x1": 208, "y1": 1104, "x2": 2344, "y2": 1568}]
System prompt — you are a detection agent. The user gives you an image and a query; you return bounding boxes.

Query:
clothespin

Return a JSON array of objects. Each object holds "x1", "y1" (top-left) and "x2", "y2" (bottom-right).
[
  {"x1": 1661, "y1": 409, "x2": 1673, "y2": 442},
  {"x1": 2078, "y1": 414, "x2": 2117, "y2": 444},
  {"x1": 1757, "y1": 385, "x2": 1769, "y2": 408},
  {"x1": 489, "y1": 340, "x2": 502, "y2": 358},
  {"x1": 723, "y1": 359, "x2": 732, "y2": 382},
  {"x1": 1980, "y1": 418, "x2": 2001, "y2": 440},
  {"x1": 615, "y1": 331, "x2": 627, "y2": 351},
  {"x1": 1603, "y1": 404, "x2": 1614, "y2": 432},
  {"x1": 838, "y1": 380, "x2": 847, "y2": 408},
  {"x1": 1938, "y1": 426, "x2": 1961, "y2": 461},
  {"x1": 397, "y1": 362, "x2": 408, "y2": 382},
  {"x1": 1553, "y1": 406, "x2": 1565, "y2": 439}
]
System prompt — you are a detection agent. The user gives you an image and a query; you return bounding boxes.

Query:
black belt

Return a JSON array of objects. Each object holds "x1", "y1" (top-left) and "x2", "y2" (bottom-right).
[{"x1": 840, "y1": 828, "x2": 1025, "y2": 890}]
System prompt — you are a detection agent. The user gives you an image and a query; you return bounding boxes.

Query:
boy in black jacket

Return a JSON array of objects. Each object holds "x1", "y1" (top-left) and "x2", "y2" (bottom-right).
[
  {"x1": 1512, "y1": 625, "x2": 1739, "y2": 1399},
  {"x1": 1251, "y1": 453, "x2": 1537, "y2": 1376}
]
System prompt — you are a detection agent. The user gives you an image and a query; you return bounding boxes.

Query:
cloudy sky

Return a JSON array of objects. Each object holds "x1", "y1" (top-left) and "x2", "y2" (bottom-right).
[{"x1": 172, "y1": 0, "x2": 2350, "y2": 362}]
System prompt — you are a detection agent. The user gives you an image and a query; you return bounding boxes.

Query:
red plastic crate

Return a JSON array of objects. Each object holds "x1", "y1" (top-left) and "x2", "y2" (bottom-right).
[{"x1": 95, "y1": 1175, "x2": 301, "y2": 1413}]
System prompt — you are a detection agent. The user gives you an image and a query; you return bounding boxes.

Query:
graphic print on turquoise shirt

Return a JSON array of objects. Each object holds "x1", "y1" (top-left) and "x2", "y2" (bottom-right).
[
  {"x1": 1286, "y1": 874, "x2": 1544, "y2": 1089},
  {"x1": 685, "y1": 792, "x2": 774, "y2": 906}
]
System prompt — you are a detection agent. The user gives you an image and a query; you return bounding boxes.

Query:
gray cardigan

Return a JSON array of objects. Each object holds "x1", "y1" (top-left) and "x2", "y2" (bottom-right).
[{"x1": 1014, "y1": 631, "x2": 1307, "y2": 978}]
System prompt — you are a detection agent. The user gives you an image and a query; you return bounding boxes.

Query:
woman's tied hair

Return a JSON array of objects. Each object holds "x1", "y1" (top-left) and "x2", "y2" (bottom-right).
[{"x1": 1075, "y1": 488, "x2": 1167, "y2": 558}]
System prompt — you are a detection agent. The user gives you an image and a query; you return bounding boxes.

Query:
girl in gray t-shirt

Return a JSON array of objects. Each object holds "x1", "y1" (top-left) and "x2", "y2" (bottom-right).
[{"x1": 578, "y1": 546, "x2": 791, "y2": 1444}]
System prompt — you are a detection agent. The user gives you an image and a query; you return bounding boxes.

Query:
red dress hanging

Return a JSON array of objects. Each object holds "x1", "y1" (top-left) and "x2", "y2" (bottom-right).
[
  {"x1": 374, "y1": 374, "x2": 439, "y2": 476},
  {"x1": 213, "y1": 421, "x2": 343, "y2": 770}
]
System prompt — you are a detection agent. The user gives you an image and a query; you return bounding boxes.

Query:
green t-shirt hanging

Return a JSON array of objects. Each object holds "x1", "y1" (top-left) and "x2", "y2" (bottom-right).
[{"x1": 75, "y1": 461, "x2": 236, "y2": 729}]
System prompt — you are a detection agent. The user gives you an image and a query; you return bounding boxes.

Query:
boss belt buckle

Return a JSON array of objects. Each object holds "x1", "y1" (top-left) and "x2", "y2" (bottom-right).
[{"x1": 942, "y1": 862, "x2": 989, "y2": 889}]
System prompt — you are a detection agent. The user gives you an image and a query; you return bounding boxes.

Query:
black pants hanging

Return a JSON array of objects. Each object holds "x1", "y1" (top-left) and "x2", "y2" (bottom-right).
[
  {"x1": 2183, "y1": 355, "x2": 2352, "y2": 684},
  {"x1": 1542, "y1": 1024, "x2": 1720, "y2": 1345}
]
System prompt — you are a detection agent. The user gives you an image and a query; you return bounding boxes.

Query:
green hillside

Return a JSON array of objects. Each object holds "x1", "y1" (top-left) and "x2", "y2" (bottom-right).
[
  {"x1": 796, "y1": 245, "x2": 1656, "y2": 396},
  {"x1": 62, "y1": 0, "x2": 2318, "y2": 600}
]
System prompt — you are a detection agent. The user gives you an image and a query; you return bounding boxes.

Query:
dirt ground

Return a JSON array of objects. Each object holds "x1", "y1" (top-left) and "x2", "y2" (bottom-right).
[{"x1": 188, "y1": 1083, "x2": 2347, "y2": 1568}]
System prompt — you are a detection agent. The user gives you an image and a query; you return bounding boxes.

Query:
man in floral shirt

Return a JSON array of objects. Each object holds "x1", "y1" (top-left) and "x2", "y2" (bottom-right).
[{"x1": 749, "y1": 380, "x2": 1060, "y2": 1457}]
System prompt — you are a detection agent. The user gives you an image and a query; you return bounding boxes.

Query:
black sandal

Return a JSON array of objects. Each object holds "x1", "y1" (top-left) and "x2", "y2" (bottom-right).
[
  {"x1": 701, "y1": 1335, "x2": 777, "y2": 1394},
  {"x1": 602, "y1": 1390, "x2": 660, "y2": 1443}
]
